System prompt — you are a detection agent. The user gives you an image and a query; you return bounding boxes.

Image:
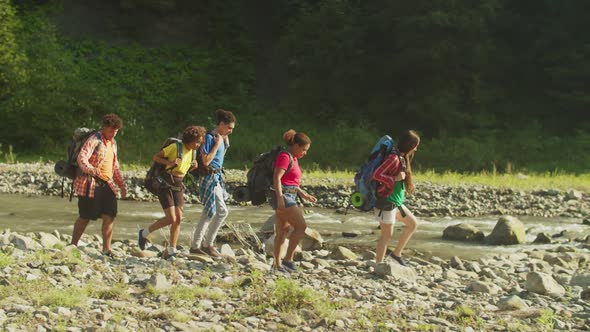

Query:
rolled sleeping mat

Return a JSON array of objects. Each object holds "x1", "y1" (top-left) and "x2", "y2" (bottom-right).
[{"x1": 351, "y1": 191, "x2": 363, "y2": 208}]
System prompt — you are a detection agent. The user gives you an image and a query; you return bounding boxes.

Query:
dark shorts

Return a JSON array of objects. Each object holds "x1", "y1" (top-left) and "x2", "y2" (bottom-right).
[
  {"x1": 157, "y1": 176, "x2": 185, "y2": 209},
  {"x1": 269, "y1": 185, "x2": 299, "y2": 210},
  {"x1": 78, "y1": 180, "x2": 117, "y2": 220}
]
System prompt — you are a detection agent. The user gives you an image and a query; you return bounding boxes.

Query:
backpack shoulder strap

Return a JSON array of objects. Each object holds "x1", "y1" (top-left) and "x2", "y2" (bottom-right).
[{"x1": 176, "y1": 141, "x2": 183, "y2": 159}]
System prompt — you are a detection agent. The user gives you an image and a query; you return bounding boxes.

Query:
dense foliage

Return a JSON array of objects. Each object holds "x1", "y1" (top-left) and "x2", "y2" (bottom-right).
[{"x1": 1, "y1": 0, "x2": 588, "y2": 172}]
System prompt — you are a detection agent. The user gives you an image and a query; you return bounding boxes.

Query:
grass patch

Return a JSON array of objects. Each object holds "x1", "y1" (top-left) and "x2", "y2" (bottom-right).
[
  {"x1": 40, "y1": 287, "x2": 87, "y2": 308},
  {"x1": 88, "y1": 283, "x2": 129, "y2": 300},
  {"x1": 0, "y1": 252, "x2": 13, "y2": 268},
  {"x1": 536, "y1": 310, "x2": 555, "y2": 330}
]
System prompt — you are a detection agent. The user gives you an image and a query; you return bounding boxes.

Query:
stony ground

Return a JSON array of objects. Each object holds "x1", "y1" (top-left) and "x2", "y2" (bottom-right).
[{"x1": 1, "y1": 229, "x2": 589, "y2": 331}]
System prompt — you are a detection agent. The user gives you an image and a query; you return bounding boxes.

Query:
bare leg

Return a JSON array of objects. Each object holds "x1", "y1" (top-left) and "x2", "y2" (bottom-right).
[
  {"x1": 273, "y1": 216, "x2": 289, "y2": 267},
  {"x1": 71, "y1": 218, "x2": 90, "y2": 246},
  {"x1": 283, "y1": 206, "x2": 307, "y2": 262},
  {"x1": 375, "y1": 223, "x2": 394, "y2": 263},
  {"x1": 169, "y1": 206, "x2": 183, "y2": 248},
  {"x1": 392, "y1": 207, "x2": 417, "y2": 257},
  {"x1": 101, "y1": 214, "x2": 114, "y2": 252},
  {"x1": 147, "y1": 207, "x2": 176, "y2": 234}
]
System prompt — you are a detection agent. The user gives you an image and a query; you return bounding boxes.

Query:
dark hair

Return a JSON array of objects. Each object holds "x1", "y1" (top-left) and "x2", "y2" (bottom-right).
[
  {"x1": 102, "y1": 113, "x2": 123, "y2": 129},
  {"x1": 182, "y1": 125, "x2": 207, "y2": 144},
  {"x1": 215, "y1": 109, "x2": 236, "y2": 125},
  {"x1": 397, "y1": 130, "x2": 420, "y2": 195},
  {"x1": 283, "y1": 129, "x2": 311, "y2": 146}
]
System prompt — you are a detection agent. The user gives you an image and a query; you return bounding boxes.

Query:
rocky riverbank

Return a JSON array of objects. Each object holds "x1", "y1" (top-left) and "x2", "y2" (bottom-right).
[
  {"x1": 0, "y1": 229, "x2": 589, "y2": 331},
  {"x1": 1, "y1": 162, "x2": 589, "y2": 219}
]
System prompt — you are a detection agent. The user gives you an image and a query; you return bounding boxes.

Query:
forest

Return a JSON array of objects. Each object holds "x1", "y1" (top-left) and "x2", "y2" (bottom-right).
[{"x1": 1, "y1": 0, "x2": 589, "y2": 172}]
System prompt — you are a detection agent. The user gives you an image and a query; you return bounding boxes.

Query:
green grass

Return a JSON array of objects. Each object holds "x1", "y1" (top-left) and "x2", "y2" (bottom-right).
[
  {"x1": 39, "y1": 287, "x2": 88, "y2": 308},
  {"x1": 0, "y1": 253, "x2": 13, "y2": 268},
  {"x1": 300, "y1": 169, "x2": 590, "y2": 192}
]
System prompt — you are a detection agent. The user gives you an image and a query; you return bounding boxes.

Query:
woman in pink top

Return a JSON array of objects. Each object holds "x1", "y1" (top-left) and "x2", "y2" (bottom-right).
[{"x1": 270, "y1": 129, "x2": 317, "y2": 272}]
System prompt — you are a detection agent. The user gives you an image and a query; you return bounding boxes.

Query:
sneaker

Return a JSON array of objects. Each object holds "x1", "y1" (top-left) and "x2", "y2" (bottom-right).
[
  {"x1": 161, "y1": 250, "x2": 177, "y2": 260},
  {"x1": 203, "y1": 246, "x2": 222, "y2": 258},
  {"x1": 189, "y1": 247, "x2": 207, "y2": 255},
  {"x1": 390, "y1": 254, "x2": 407, "y2": 266},
  {"x1": 102, "y1": 250, "x2": 115, "y2": 259},
  {"x1": 138, "y1": 229, "x2": 148, "y2": 250},
  {"x1": 282, "y1": 261, "x2": 298, "y2": 272},
  {"x1": 272, "y1": 265, "x2": 291, "y2": 276}
]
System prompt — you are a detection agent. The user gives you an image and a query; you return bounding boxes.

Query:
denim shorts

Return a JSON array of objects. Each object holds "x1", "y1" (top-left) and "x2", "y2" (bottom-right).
[{"x1": 269, "y1": 185, "x2": 298, "y2": 210}]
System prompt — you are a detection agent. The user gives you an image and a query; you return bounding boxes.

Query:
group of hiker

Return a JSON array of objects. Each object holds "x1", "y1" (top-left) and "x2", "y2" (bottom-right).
[{"x1": 68, "y1": 111, "x2": 421, "y2": 271}]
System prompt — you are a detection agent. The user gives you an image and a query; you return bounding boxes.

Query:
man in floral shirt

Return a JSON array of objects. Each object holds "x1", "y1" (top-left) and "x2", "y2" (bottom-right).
[{"x1": 71, "y1": 113, "x2": 127, "y2": 257}]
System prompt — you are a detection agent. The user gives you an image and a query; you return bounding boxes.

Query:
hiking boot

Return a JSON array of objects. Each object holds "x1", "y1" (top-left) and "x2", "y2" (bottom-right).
[
  {"x1": 203, "y1": 246, "x2": 222, "y2": 258},
  {"x1": 189, "y1": 247, "x2": 207, "y2": 255},
  {"x1": 390, "y1": 254, "x2": 407, "y2": 266},
  {"x1": 282, "y1": 261, "x2": 298, "y2": 272},
  {"x1": 138, "y1": 229, "x2": 149, "y2": 250}
]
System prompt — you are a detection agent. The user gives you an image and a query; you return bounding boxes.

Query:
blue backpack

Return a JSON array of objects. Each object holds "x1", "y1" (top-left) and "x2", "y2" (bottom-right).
[{"x1": 351, "y1": 135, "x2": 396, "y2": 211}]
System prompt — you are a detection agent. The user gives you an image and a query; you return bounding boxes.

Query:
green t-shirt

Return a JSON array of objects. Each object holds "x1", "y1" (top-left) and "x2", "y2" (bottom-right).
[{"x1": 386, "y1": 181, "x2": 405, "y2": 206}]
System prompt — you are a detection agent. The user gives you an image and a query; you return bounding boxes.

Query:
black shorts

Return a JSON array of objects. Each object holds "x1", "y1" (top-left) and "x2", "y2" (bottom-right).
[
  {"x1": 78, "y1": 180, "x2": 117, "y2": 220},
  {"x1": 157, "y1": 176, "x2": 185, "y2": 209}
]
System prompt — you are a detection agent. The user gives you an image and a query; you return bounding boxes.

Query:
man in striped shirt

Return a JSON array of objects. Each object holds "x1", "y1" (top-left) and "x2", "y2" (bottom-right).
[{"x1": 71, "y1": 113, "x2": 127, "y2": 257}]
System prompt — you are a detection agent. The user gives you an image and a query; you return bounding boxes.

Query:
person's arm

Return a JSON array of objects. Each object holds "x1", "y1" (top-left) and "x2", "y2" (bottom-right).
[
  {"x1": 112, "y1": 146, "x2": 126, "y2": 197},
  {"x1": 153, "y1": 149, "x2": 179, "y2": 168},
  {"x1": 77, "y1": 136, "x2": 100, "y2": 176},
  {"x1": 297, "y1": 187, "x2": 317, "y2": 203},
  {"x1": 201, "y1": 133, "x2": 222, "y2": 166},
  {"x1": 273, "y1": 166, "x2": 287, "y2": 209}
]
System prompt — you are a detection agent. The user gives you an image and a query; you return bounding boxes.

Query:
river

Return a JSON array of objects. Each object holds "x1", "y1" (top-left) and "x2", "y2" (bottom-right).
[{"x1": 0, "y1": 194, "x2": 586, "y2": 259}]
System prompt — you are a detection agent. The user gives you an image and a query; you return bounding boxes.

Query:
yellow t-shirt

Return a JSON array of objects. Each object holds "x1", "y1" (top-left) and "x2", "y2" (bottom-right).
[
  {"x1": 98, "y1": 141, "x2": 114, "y2": 181},
  {"x1": 162, "y1": 142, "x2": 194, "y2": 176}
]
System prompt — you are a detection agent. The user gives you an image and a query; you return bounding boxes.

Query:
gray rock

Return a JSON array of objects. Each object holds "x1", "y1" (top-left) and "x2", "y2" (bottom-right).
[
  {"x1": 533, "y1": 233, "x2": 552, "y2": 244},
  {"x1": 300, "y1": 227, "x2": 323, "y2": 250},
  {"x1": 147, "y1": 273, "x2": 171, "y2": 291},
  {"x1": 525, "y1": 272, "x2": 565, "y2": 297},
  {"x1": 374, "y1": 262, "x2": 417, "y2": 282},
  {"x1": 442, "y1": 223, "x2": 485, "y2": 242},
  {"x1": 38, "y1": 232, "x2": 61, "y2": 248},
  {"x1": 330, "y1": 246, "x2": 357, "y2": 260},
  {"x1": 570, "y1": 273, "x2": 590, "y2": 287},
  {"x1": 11, "y1": 234, "x2": 42, "y2": 250},
  {"x1": 581, "y1": 288, "x2": 590, "y2": 300},
  {"x1": 497, "y1": 295, "x2": 529, "y2": 311},
  {"x1": 486, "y1": 215, "x2": 526, "y2": 245},
  {"x1": 468, "y1": 280, "x2": 502, "y2": 294}
]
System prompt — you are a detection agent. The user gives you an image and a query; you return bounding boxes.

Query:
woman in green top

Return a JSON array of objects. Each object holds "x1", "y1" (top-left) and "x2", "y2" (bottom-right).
[{"x1": 372, "y1": 130, "x2": 420, "y2": 266}]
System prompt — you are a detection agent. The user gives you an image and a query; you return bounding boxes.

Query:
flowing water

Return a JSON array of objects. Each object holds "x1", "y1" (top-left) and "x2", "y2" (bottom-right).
[{"x1": 0, "y1": 194, "x2": 587, "y2": 259}]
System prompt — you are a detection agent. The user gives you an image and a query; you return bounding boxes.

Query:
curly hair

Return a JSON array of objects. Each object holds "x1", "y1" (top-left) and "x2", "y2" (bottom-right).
[
  {"x1": 102, "y1": 113, "x2": 123, "y2": 129},
  {"x1": 182, "y1": 125, "x2": 207, "y2": 144}
]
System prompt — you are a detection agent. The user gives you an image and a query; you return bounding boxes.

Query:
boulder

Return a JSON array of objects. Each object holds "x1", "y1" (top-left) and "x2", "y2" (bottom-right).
[
  {"x1": 374, "y1": 262, "x2": 417, "y2": 282},
  {"x1": 300, "y1": 227, "x2": 323, "y2": 250},
  {"x1": 497, "y1": 295, "x2": 529, "y2": 311},
  {"x1": 533, "y1": 233, "x2": 551, "y2": 244},
  {"x1": 330, "y1": 246, "x2": 357, "y2": 260},
  {"x1": 570, "y1": 273, "x2": 590, "y2": 288},
  {"x1": 442, "y1": 223, "x2": 485, "y2": 242},
  {"x1": 38, "y1": 232, "x2": 61, "y2": 248},
  {"x1": 486, "y1": 215, "x2": 526, "y2": 245},
  {"x1": 11, "y1": 234, "x2": 42, "y2": 250},
  {"x1": 525, "y1": 272, "x2": 565, "y2": 297}
]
